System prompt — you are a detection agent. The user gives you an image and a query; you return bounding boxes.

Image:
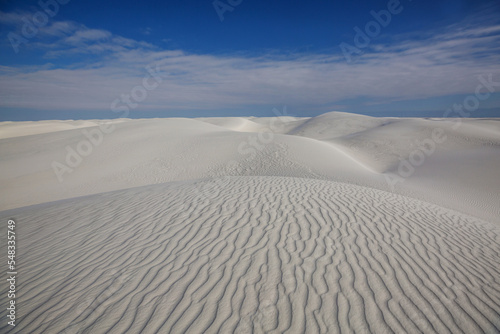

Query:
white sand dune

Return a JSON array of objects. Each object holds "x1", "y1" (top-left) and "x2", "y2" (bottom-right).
[
  {"x1": 195, "y1": 117, "x2": 271, "y2": 133},
  {"x1": 1, "y1": 177, "x2": 499, "y2": 333},
  {"x1": 1, "y1": 112, "x2": 499, "y2": 222},
  {"x1": 1, "y1": 112, "x2": 499, "y2": 333},
  {"x1": 0, "y1": 119, "x2": 127, "y2": 140}
]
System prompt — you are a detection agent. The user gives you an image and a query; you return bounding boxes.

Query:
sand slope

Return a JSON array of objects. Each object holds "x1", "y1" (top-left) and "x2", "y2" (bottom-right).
[
  {"x1": 1, "y1": 112, "x2": 499, "y2": 222},
  {"x1": 1, "y1": 112, "x2": 500, "y2": 333},
  {"x1": 1, "y1": 177, "x2": 499, "y2": 333}
]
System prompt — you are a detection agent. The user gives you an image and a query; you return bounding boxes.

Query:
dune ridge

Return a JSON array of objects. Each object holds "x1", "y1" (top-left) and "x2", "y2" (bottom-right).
[{"x1": 1, "y1": 112, "x2": 499, "y2": 222}]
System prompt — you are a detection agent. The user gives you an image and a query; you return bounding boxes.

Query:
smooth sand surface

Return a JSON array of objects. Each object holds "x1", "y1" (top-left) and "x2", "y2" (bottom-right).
[{"x1": 0, "y1": 112, "x2": 499, "y2": 333}]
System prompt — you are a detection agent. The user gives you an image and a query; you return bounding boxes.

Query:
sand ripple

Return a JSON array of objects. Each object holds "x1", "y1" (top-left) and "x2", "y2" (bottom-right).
[{"x1": 1, "y1": 176, "x2": 499, "y2": 333}]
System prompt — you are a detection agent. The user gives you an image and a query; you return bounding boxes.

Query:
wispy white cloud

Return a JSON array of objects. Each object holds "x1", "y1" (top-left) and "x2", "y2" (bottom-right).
[
  {"x1": 33, "y1": 23, "x2": 156, "y2": 58},
  {"x1": 0, "y1": 10, "x2": 499, "y2": 114},
  {"x1": 0, "y1": 11, "x2": 26, "y2": 25},
  {"x1": 40, "y1": 21, "x2": 79, "y2": 38},
  {"x1": 140, "y1": 27, "x2": 153, "y2": 36},
  {"x1": 64, "y1": 29, "x2": 112, "y2": 44},
  {"x1": 0, "y1": 10, "x2": 76, "y2": 38}
]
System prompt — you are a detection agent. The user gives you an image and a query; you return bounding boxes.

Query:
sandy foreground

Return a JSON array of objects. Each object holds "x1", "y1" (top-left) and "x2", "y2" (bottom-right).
[{"x1": 0, "y1": 112, "x2": 499, "y2": 333}]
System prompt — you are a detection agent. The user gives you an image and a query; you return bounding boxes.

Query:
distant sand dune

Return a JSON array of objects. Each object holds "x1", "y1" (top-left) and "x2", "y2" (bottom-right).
[
  {"x1": 1, "y1": 112, "x2": 499, "y2": 222},
  {"x1": 2, "y1": 177, "x2": 499, "y2": 333}
]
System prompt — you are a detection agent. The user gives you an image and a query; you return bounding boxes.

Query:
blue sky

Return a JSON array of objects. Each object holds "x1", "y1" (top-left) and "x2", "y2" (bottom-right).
[{"x1": 0, "y1": 0, "x2": 499, "y2": 120}]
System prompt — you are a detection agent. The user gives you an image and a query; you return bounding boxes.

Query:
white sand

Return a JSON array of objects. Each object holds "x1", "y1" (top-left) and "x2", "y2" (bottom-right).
[{"x1": 0, "y1": 112, "x2": 499, "y2": 333}]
